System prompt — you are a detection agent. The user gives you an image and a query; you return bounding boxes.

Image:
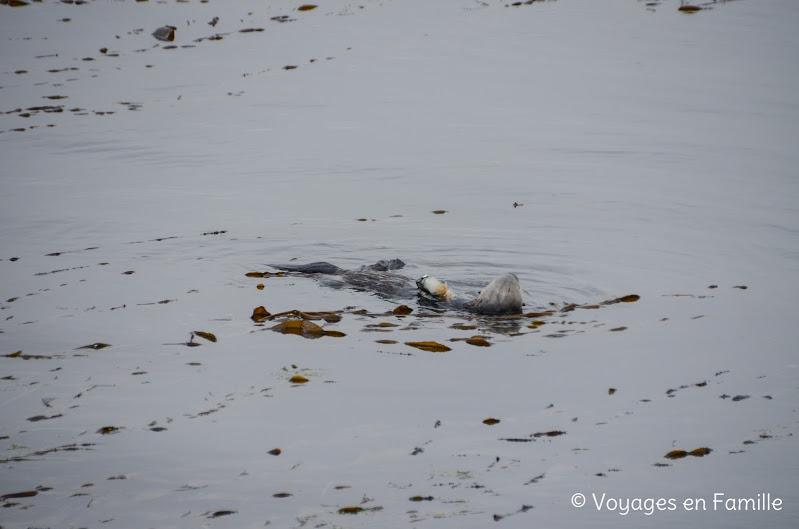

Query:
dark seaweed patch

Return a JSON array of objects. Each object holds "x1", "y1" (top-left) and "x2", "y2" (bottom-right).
[{"x1": 27, "y1": 414, "x2": 63, "y2": 422}]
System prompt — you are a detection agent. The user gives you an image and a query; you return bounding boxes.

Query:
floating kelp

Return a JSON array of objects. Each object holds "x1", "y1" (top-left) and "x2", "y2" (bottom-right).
[
  {"x1": 678, "y1": 5, "x2": 704, "y2": 12},
  {"x1": 405, "y1": 341, "x2": 451, "y2": 352},
  {"x1": 271, "y1": 320, "x2": 344, "y2": 338},
  {"x1": 0, "y1": 490, "x2": 38, "y2": 501},
  {"x1": 601, "y1": 294, "x2": 640, "y2": 305},
  {"x1": 465, "y1": 336, "x2": 491, "y2": 347},
  {"x1": 207, "y1": 510, "x2": 236, "y2": 518},
  {"x1": 365, "y1": 322, "x2": 399, "y2": 329},
  {"x1": 431, "y1": 210, "x2": 447, "y2": 214},
  {"x1": 251, "y1": 306, "x2": 271, "y2": 321},
  {"x1": 97, "y1": 426, "x2": 120, "y2": 435},
  {"x1": 268, "y1": 448, "x2": 281, "y2": 456},
  {"x1": 27, "y1": 414, "x2": 63, "y2": 422},
  {"x1": 483, "y1": 418, "x2": 500, "y2": 425},
  {"x1": 375, "y1": 339, "x2": 398, "y2": 344},
  {"x1": 298, "y1": 4, "x2": 318, "y2": 11},
  {"x1": 393, "y1": 305, "x2": 413, "y2": 315},
  {"x1": 1, "y1": 443, "x2": 95, "y2": 464},
  {"x1": 524, "y1": 311, "x2": 554, "y2": 318},
  {"x1": 409, "y1": 495, "x2": 434, "y2": 502},
  {"x1": 3, "y1": 350, "x2": 53, "y2": 360},
  {"x1": 608, "y1": 388, "x2": 617, "y2": 395},
  {"x1": 273, "y1": 492, "x2": 292, "y2": 498},
  {"x1": 532, "y1": 430, "x2": 566, "y2": 438},
  {"x1": 193, "y1": 331, "x2": 217, "y2": 343},
  {"x1": 289, "y1": 375, "x2": 309, "y2": 384},
  {"x1": 664, "y1": 447, "x2": 712, "y2": 459},
  {"x1": 265, "y1": 309, "x2": 339, "y2": 321}
]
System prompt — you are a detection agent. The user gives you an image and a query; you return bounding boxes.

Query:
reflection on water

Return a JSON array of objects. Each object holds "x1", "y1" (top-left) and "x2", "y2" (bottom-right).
[{"x1": 1, "y1": 0, "x2": 798, "y2": 527}]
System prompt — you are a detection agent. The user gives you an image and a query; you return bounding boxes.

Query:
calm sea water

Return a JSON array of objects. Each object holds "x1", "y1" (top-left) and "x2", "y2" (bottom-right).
[{"x1": 1, "y1": 1, "x2": 797, "y2": 527}]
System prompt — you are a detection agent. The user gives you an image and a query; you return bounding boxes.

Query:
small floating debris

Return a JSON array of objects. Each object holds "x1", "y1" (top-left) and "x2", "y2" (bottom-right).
[
  {"x1": 268, "y1": 448, "x2": 281, "y2": 456},
  {"x1": 678, "y1": 5, "x2": 704, "y2": 12},
  {"x1": 432, "y1": 209, "x2": 447, "y2": 214},
  {"x1": 152, "y1": 25, "x2": 177, "y2": 42},
  {"x1": 483, "y1": 418, "x2": 500, "y2": 426}
]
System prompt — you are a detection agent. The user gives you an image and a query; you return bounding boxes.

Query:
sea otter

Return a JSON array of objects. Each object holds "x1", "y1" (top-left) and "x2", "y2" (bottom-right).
[{"x1": 273, "y1": 259, "x2": 524, "y2": 315}]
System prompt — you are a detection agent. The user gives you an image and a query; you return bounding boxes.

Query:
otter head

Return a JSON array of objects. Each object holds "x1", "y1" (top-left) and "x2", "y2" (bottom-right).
[{"x1": 468, "y1": 273, "x2": 523, "y2": 315}]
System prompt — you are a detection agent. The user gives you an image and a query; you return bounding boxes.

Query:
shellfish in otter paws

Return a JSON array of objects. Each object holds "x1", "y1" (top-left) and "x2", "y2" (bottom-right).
[{"x1": 416, "y1": 275, "x2": 455, "y2": 301}]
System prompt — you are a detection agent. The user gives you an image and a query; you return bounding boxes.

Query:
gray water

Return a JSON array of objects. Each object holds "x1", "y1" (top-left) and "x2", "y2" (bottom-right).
[{"x1": 1, "y1": 0, "x2": 798, "y2": 527}]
